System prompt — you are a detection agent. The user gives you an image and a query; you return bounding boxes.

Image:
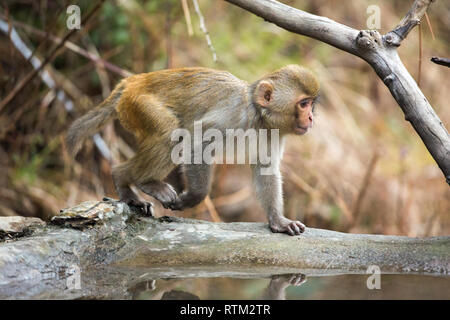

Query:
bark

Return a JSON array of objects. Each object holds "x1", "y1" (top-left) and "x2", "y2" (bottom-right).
[
  {"x1": 225, "y1": 0, "x2": 450, "y2": 184},
  {"x1": 0, "y1": 200, "x2": 448, "y2": 298}
]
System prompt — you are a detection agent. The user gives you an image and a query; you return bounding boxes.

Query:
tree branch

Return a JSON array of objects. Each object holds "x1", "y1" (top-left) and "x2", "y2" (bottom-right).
[
  {"x1": 225, "y1": 0, "x2": 360, "y2": 56},
  {"x1": 431, "y1": 56, "x2": 450, "y2": 68},
  {"x1": 225, "y1": 0, "x2": 450, "y2": 185},
  {"x1": 388, "y1": 0, "x2": 435, "y2": 46}
]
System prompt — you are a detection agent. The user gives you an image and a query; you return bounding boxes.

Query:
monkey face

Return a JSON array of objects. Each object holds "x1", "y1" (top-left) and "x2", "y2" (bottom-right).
[{"x1": 293, "y1": 96, "x2": 315, "y2": 135}]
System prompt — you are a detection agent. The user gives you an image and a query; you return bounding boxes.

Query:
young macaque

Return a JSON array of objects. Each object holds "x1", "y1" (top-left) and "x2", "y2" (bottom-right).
[{"x1": 66, "y1": 65, "x2": 319, "y2": 236}]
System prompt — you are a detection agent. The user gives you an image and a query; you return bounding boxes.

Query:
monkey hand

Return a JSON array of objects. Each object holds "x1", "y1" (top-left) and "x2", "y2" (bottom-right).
[
  {"x1": 125, "y1": 199, "x2": 154, "y2": 217},
  {"x1": 269, "y1": 216, "x2": 305, "y2": 236},
  {"x1": 166, "y1": 191, "x2": 204, "y2": 211}
]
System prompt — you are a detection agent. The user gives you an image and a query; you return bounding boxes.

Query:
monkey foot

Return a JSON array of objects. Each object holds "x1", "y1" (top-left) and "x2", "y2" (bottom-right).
[
  {"x1": 166, "y1": 198, "x2": 183, "y2": 211},
  {"x1": 285, "y1": 274, "x2": 307, "y2": 286},
  {"x1": 124, "y1": 198, "x2": 154, "y2": 216},
  {"x1": 166, "y1": 191, "x2": 204, "y2": 211},
  {"x1": 269, "y1": 217, "x2": 305, "y2": 236},
  {"x1": 271, "y1": 274, "x2": 307, "y2": 288},
  {"x1": 137, "y1": 181, "x2": 178, "y2": 209},
  {"x1": 166, "y1": 195, "x2": 190, "y2": 211}
]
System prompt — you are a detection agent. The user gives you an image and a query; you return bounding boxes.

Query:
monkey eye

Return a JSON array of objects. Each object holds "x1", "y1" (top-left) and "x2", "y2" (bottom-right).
[{"x1": 298, "y1": 99, "x2": 311, "y2": 108}]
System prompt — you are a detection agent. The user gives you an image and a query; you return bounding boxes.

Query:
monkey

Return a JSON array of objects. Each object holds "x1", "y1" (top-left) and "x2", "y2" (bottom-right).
[{"x1": 66, "y1": 65, "x2": 319, "y2": 236}]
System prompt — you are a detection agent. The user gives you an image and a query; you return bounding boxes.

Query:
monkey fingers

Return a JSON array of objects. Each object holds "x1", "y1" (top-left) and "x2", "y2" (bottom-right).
[
  {"x1": 288, "y1": 274, "x2": 307, "y2": 286},
  {"x1": 165, "y1": 196, "x2": 184, "y2": 211},
  {"x1": 125, "y1": 198, "x2": 154, "y2": 216},
  {"x1": 137, "y1": 181, "x2": 178, "y2": 209},
  {"x1": 269, "y1": 217, "x2": 306, "y2": 236},
  {"x1": 271, "y1": 273, "x2": 306, "y2": 288},
  {"x1": 166, "y1": 191, "x2": 206, "y2": 211}
]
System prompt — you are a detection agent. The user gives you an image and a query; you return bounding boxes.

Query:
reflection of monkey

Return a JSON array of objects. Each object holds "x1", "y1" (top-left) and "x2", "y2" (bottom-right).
[
  {"x1": 127, "y1": 274, "x2": 307, "y2": 300},
  {"x1": 67, "y1": 66, "x2": 319, "y2": 235},
  {"x1": 127, "y1": 280, "x2": 156, "y2": 300},
  {"x1": 263, "y1": 274, "x2": 307, "y2": 300}
]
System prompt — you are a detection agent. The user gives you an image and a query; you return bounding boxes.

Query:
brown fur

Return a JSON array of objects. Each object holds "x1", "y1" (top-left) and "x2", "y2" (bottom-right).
[{"x1": 66, "y1": 65, "x2": 319, "y2": 235}]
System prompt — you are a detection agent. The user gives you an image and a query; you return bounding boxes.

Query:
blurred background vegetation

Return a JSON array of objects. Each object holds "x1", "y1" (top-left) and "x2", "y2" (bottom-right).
[{"x1": 0, "y1": 0, "x2": 449, "y2": 236}]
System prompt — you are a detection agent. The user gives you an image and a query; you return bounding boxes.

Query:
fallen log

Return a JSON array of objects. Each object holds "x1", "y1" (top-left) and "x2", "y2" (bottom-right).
[{"x1": 0, "y1": 200, "x2": 448, "y2": 299}]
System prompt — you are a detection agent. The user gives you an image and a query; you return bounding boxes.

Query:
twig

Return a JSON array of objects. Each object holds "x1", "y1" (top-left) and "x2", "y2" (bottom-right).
[
  {"x1": 0, "y1": 19, "x2": 74, "y2": 112},
  {"x1": 281, "y1": 164, "x2": 315, "y2": 195},
  {"x1": 181, "y1": 0, "x2": 194, "y2": 36},
  {"x1": 0, "y1": 15, "x2": 111, "y2": 161},
  {"x1": 430, "y1": 57, "x2": 450, "y2": 68},
  {"x1": 351, "y1": 150, "x2": 379, "y2": 226},
  {"x1": 418, "y1": 23, "x2": 422, "y2": 87},
  {"x1": 389, "y1": 0, "x2": 435, "y2": 45},
  {"x1": 203, "y1": 195, "x2": 221, "y2": 222},
  {"x1": 165, "y1": 2, "x2": 173, "y2": 69},
  {"x1": 210, "y1": 187, "x2": 251, "y2": 208},
  {"x1": 192, "y1": 0, "x2": 217, "y2": 62},
  {"x1": 424, "y1": 12, "x2": 435, "y2": 40},
  {"x1": 282, "y1": 163, "x2": 353, "y2": 223},
  {"x1": 3, "y1": 17, "x2": 133, "y2": 77},
  {"x1": 0, "y1": 0, "x2": 106, "y2": 112}
]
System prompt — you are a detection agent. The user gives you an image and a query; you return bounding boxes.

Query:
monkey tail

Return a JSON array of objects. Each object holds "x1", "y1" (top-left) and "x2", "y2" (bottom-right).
[{"x1": 66, "y1": 83, "x2": 124, "y2": 156}]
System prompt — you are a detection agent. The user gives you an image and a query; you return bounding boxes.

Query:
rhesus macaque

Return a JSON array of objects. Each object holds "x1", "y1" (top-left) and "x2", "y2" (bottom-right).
[{"x1": 66, "y1": 65, "x2": 319, "y2": 236}]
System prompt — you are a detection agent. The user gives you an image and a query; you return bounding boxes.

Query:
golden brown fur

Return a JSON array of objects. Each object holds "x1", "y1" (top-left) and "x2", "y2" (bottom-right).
[{"x1": 66, "y1": 65, "x2": 319, "y2": 236}]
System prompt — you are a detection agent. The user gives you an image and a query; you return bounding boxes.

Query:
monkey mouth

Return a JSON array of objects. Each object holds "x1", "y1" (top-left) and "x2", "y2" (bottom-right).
[{"x1": 294, "y1": 125, "x2": 308, "y2": 134}]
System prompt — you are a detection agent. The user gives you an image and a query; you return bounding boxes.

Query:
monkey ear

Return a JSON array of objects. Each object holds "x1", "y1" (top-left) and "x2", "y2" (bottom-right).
[{"x1": 255, "y1": 81, "x2": 274, "y2": 107}]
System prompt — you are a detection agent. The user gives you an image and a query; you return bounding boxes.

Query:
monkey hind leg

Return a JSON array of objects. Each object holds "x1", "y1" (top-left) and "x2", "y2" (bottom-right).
[
  {"x1": 117, "y1": 133, "x2": 178, "y2": 209},
  {"x1": 164, "y1": 165, "x2": 185, "y2": 194},
  {"x1": 168, "y1": 163, "x2": 212, "y2": 211},
  {"x1": 116, "y1": 93, "x2": 181, "y2": 208},
  {"x1": 132, "y1": 142, "x2": 178, "y2": 208},
  {"x1": 136, "y1": 180, "x2": 178, "y2": 209},
  {"x1": 112, "y1": 165, "x2": 153, "y2": 216}
]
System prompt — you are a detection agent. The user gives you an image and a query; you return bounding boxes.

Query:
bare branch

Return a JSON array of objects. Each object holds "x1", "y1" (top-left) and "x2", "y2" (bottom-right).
[
  {"x1": 181, "y1": 0, "x2": 194, "y2": 36},
  {"x1": 0, "y1": 18, "x2": 112, "y2": 161},
  {"x1": 388, "y1": 0, "x2": 435, "y2": 46},
  {"x1": 225, "y1": 0, "x2": 360, "y2": 55},
  {"x1": 192, "y1": 0, "x2": 218, "y2": 62},
  {"x1": 431, "y1": 56, "x2": 450, "y2": 68},
  {"x1": 4, "y1": 17, "x2": 133, "y2": 77},
  {"x1": 0, "y1": 0, "x2": 106, "y2": 112}
]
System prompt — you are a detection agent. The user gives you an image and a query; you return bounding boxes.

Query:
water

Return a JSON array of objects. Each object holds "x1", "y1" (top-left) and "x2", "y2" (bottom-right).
[
  {"x1": 128, "y1": 274, "x2": 450, "y2": 300},
  {"x1": 1, "y1": 265, "x2": 448, "y2": 299}
]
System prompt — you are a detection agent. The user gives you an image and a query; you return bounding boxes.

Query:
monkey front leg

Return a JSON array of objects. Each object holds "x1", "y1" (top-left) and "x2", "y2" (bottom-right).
[
  {"x1": 168, "y1": 163, "x2": 213, "y2": 210},
  {"x1": 252, "y1": 165, "x2": 305, "y2": 236}
]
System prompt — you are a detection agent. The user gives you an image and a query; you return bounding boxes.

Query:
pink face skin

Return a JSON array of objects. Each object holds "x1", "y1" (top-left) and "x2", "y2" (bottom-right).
[{"x1": 294, "y1": 96, "x2": 315, "y2": 135}]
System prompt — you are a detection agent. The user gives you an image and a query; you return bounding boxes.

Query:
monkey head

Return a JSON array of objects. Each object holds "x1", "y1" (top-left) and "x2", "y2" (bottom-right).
[{"x1": 253, "y1": 64, "x2": 319, "y2": 135}]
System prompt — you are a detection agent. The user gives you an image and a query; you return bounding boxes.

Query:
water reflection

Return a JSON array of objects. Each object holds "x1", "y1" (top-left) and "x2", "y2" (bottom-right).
[
  {"x1": 125, "y1": 273, "x2": 450, "y2": 300},
  {"x1": 1, "y1": 266, "x2": 448, "y2": 299},
  {"x1": 128, "y1": 274, "x2": 307, "y2": 300}
]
